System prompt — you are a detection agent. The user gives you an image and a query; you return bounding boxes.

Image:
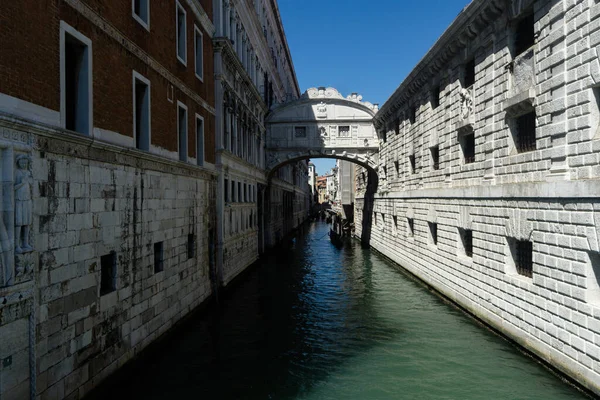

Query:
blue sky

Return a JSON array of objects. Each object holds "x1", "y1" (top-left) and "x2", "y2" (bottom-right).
[{"x1": 278, "y1": 0, "x2": 470, "y2": 175}]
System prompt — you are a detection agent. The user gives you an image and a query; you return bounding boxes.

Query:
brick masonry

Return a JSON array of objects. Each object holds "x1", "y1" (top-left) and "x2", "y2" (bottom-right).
[{"x1": 355, "y1": 0, "x2": 600, "y2": 395}]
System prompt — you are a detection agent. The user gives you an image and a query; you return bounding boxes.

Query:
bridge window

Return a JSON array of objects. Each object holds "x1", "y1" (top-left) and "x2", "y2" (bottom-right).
[
  {"x1": 429, "y1": 222, "x2": 438, "y2": 246},
  {"x1": 513, "y1": 111, "x2": 536, "y2": 153},
  {"x1": 514, "y1": 12, "x2": 534, "y2": 57},
  {"x1": 430, "y1": 146, "x2": 440, "y2": 170},
  {"x1": 100, "y1": 252, "x2": 117, "y2": 296},
  {"x1": 154, "y1": 241, "x2": 164, "y2": 273},
  {"x1": 510, "y1": 239, "x2": 533, "y2": 278},
  {"x1": 459, "y1": 229, "x2": 473, "y2": 257},
  {"x1": 187, "y1": 234, "x2": 195, "y2": 259},
  {"x1": 463, "y1": 59, "x2": 475, "y2": 88},
  {"x1": 338, "y1": 126, "x2": 350, "y2": 137},
  {"x1": 294, "y1": 126, "x2": 307, "y2": 137},
  {"x1": 460, "y1": 131, "x2": 475, "y2": 164}
]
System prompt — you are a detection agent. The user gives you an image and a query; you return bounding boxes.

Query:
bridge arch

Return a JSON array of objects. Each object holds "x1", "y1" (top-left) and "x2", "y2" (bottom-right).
[{"x1": 265, "y1": 87, "x2": 380, "y2": 174}]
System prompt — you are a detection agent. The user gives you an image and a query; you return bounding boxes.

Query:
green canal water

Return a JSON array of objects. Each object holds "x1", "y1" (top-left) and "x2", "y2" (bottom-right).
[{"x1": 90, "y1": 221, "x2": 590, "y2": 399}]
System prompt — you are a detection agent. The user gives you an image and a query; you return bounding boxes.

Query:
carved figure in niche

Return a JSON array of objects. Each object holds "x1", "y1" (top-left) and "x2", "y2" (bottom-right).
[
  {"x1": 364, "y1": 138, "x2": 369, "y2": 147},
  {"x1": 319, "y1": 127, "x2": 327, "y2": 137},
  {"x1": 459, "y1": 88, "x2": 473, "y2": 120},
  {"x1": 15, "y1": 155, "x2": 33, "y2": 253}
]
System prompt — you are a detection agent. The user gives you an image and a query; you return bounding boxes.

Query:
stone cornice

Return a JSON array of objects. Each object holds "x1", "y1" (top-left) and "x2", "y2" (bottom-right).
[
  {"x1": 185, "y1": 0, "x2": 215, "y2": 38},
  {"x1": 375, "y1": 0, "x2": 505, "y2": 125},
  {"x1": 214, "y1": 37, "x2": 268, "y2": 116},
  {"x1": 358, "y1": 180, "x2": 600, "y2": 200},
  {"x1": 0, "y1": 113, "x2": 218, "y2": 180}
]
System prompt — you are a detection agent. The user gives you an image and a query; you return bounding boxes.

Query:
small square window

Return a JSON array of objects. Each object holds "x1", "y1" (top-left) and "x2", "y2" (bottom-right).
[
  {"x1": 154, "y1": 242, "x2": 164, "y2": 273},
  {"x1": 460, "y1": 132, "x2": 475, "y2": 164},
  {"x1": 514, "y1": 13, "x2": 534, "y2": 56},
  {"x1": 187, "y1": 234, "x2": 195, "y2": 259},
  {"x1": 431, "y1": 85, "x2": 441, "y2": 109},
  {"x1": 430, "y1": 146, "x2": 440, "y2": 170},
  {"x1": 515, "y1": 112, "x2": 536, "y2": 153},
  {"x1": 429, "y1": 222, "x2": 438, "y2": 245},
  {"x1": 408, "y1": 154, "x2": 416, "y2": 173},
  {"x1": 132, "y1": 0, "x2": 149, "y2": 30},
  {"x1": 460, "y1": 229, "x2": 473, "y2": 257},
  {"x1": 463, "y1": 59, "x2": 475, "y2": 88},
  {"x1": 407, "y1": 218, "x2": 414, "y2": 237},
  {"x1": 295, "y1": 126, "x2": 307, "y2": 137},
  {"x1": 338, "y1": 126, "x2": 350, "y2": 137},
  {"x1": 100, "y1": 252, "x2": 117, "y2": 295},
  {"x1": 514, "y1": 240, "x2": 533, "y2": 278}
]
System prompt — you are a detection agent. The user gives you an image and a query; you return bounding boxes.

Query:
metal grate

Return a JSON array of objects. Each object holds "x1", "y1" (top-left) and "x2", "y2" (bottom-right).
[
  {"x1": 463, "y1": 230, "x2": 473, "y2": 257},
  {"x1": 516, "y1": 112, "x2": 536, "y2": 152},
  {"x1": 515, "y1": 240, "x2": 533, "y2": 278}
]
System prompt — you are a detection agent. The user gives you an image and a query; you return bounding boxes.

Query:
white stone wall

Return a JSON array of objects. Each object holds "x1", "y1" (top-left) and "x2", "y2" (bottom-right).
[
  {"x1": 0, "y1": 120, "x2": 216, "y2": 399},
  {"x1": 358, "y1": 0, "x2": 600, "y2": 395}
]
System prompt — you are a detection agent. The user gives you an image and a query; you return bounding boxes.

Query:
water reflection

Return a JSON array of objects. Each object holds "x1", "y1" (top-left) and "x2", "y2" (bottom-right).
[{"x1": 88, "y1": 222, "x2": 588, "y2": 400}]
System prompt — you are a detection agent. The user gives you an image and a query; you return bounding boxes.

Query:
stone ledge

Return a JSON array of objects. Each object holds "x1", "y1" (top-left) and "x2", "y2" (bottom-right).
[
  {"x1": 359, "y1": 179, "x2": 600, "y2": 200},
  {"x1": 503, "y1": 88, "x2": 536, "y2": 118},
  {"x1": 0, "y1": 113, "x2": 218, "y2": 180}
]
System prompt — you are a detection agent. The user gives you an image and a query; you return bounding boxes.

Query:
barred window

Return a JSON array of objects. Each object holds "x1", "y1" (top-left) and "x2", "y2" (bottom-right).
[
  {"x1": 431, "y1": 85, "x2": 441, "y2": 109},
  {"x1": 461, "y1": 132, "x2": 475, "y2": 164},
  {"x1": 463, "y1": 59, "x2": 475, "y2": 88},
  {"x1": 515, "y1": 112, "x2": 536, "y2": 152},
  {"x1": 515, "y1": 240, "x2": 533, "y2": 278},
  {"x1": 409, "y1": 154, "x2": 416, "y2": 173},
  {"x1": 460, "y1": 229, "x2": 473, "y2": 257},
  {"x1": 514, "y1": 13, "x2": 534, "y2": 56},
  {"x1": 429, "y1": 222, "x2": 438, "y2": 245},
  {"x1": 430, "y1": 146, "x2": 440, "y2": 170}
]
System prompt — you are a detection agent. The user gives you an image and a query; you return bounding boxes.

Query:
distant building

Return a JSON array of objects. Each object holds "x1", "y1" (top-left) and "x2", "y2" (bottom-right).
[{"x1": 316, "y1": 176, "x2": 328, "y2": 204}]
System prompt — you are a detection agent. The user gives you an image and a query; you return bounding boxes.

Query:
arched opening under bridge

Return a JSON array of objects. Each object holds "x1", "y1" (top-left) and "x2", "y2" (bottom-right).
[{"x1": 263, "y1": 88, "x2": 381, "y2": 249}]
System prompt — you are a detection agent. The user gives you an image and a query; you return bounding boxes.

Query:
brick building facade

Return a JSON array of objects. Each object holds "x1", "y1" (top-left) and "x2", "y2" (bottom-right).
[{"x1": 0, "y1": 1, "x2": 217, "y2": 398}]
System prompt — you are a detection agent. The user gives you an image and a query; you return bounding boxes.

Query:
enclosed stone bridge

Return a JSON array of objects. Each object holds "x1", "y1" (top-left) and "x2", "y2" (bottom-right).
[{"x1": 265, "y1": 87, "x2": 380, "y2": 177}]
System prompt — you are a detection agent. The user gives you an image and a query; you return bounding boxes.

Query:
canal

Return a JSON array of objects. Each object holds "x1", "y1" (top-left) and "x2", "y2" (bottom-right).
[{"x1": 89, "y1": 221, "x2": 589, "y2": 399}]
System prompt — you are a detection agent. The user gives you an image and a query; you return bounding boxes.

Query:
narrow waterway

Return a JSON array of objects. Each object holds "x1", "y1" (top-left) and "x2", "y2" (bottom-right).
[{"x1": 91, "y1": 221, "x2": 589, "y2": 400}]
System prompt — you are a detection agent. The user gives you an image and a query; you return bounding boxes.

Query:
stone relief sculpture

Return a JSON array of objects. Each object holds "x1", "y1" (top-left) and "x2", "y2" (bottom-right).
[
  {"x1": 0, "y1": 200, "x2": 11, "y2": 285},
  {"x1": 459, "y1": 87, "x2": 473, "y2": 120},
  {"x1": 15, "y1": 155, "x2": 33, "y2": 254}
]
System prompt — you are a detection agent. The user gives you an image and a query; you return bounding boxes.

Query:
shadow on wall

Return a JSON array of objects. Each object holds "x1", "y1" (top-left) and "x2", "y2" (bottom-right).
[{"x1": 360, "y1": 168, "x2": 378, "y2": 248}]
